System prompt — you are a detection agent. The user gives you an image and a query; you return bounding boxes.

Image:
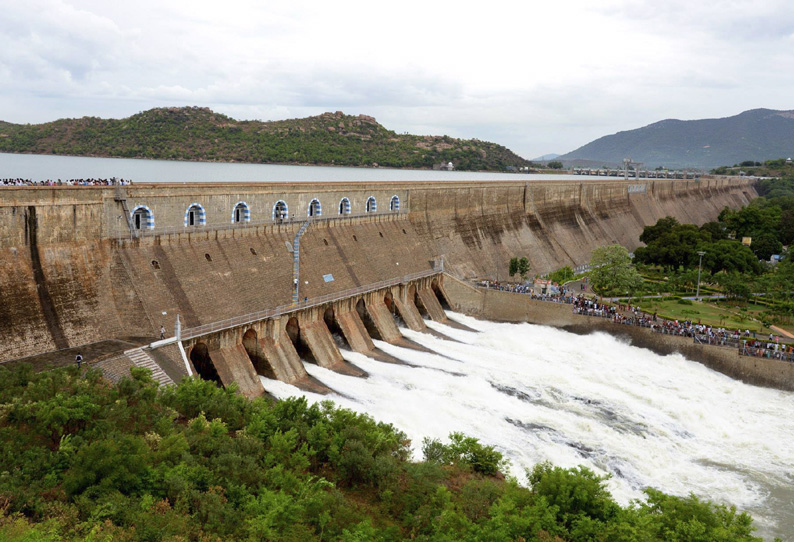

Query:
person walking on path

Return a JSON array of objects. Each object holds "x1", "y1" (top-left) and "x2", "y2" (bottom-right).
[
  {"x1": 160, "y1": 325, "x2": 166, "y2": 340},
  {"x1": 75, "y1": 353, "x2": 83, "y2": 369}
]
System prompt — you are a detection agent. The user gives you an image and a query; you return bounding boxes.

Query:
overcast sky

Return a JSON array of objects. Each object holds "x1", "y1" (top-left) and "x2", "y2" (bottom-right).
[{"x1": 1, "y1": 0, "x2": 793, "y2": 159}]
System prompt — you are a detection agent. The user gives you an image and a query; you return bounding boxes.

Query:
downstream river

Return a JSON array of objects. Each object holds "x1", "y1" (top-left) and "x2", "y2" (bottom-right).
[
  {"x1": 0, "y1": 152, "x2": 597, "y2": 183},
  {"x1": 262, "y1": 314, "x2": 794, "y2": 541}
]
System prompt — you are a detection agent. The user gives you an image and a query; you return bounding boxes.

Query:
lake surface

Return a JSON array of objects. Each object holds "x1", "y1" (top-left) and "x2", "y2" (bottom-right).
[{"x1": 0, "y1": 152, "x2": 597, "y2": 183}]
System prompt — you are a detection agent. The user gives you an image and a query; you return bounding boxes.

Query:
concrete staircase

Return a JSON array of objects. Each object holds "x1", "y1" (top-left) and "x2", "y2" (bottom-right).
[{"x1": 124, "y1": 347, "x2": 175, "y2": 387}]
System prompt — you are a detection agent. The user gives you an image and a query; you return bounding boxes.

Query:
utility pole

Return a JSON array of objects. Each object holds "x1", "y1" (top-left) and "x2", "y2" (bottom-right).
[
  {"x1": 292, "y1": 218, "x2": 312, "y2": 304},
  {"x1": 696, "y1": 251, "x2": 706, "y2": 301}
]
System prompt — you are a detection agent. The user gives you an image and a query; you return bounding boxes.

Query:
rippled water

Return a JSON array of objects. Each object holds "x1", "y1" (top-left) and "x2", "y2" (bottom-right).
[{"x1": 261, "y1": 313, "x2": 794, "y2": 541}]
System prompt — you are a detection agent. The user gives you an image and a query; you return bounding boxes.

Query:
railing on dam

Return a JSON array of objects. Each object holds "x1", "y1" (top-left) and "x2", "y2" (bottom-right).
[{"x1": 180, "y1": 264, "x2": 443, "y2": 341}]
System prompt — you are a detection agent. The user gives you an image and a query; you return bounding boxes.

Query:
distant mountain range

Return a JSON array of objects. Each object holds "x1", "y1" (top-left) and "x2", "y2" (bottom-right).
[
  {"x1": 531, "y1": 153, "x2": 561, "y2": 162},
  {"x1": 0, "y1": 107, "x2": 530, "y2": 172},
  {"x1": 558, "y1": 108, "x2": 794, "y2": 170}
]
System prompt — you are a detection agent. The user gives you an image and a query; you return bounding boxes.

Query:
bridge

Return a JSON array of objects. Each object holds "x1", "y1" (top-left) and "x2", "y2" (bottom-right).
[{"x1": 573, "y1": 167, "x2": 700, "y2": 179}]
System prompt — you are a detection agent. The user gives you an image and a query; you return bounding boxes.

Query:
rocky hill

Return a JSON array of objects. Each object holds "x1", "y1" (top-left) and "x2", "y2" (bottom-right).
[
  {"x1": 0, "y1": 107, "x2": 530, "y2": 171},
  {"x1": 558, "y1": 108, "x2": 794, "y2": 170}
]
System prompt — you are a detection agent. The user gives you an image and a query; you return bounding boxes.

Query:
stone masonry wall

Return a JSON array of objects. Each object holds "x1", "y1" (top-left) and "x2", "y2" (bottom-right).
[{"x1": 0, "y1": 177, "x2": 756, "y2": 363}]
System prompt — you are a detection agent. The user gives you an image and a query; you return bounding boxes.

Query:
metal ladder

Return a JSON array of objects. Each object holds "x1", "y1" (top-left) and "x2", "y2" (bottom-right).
[
  {"x1": 292, "y1": 218, "x2": 312, "y2": 303},
  {"x1": 114, "y1": 185, "x2": 137, "y2": 238}
]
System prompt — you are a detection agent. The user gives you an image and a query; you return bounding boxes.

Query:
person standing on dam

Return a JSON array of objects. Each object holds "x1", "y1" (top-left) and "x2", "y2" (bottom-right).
[{"x1": 75, "y1": 353, "x2": 83, "y2": 369}]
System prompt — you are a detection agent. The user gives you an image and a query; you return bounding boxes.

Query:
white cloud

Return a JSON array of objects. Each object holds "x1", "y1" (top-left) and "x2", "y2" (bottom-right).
[{"x1": 0, "y1": 0, "x2": 792, "y2": 158}]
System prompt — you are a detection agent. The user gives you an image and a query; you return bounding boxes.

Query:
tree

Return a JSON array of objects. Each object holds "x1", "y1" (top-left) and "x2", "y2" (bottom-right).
[
  {"x1": 547, "y1": 161, "x2": 563, "y2": 169},
  {"x1": 639, "y1": 216, "x2": 680, "y2": 245},
  {"x1": 751, "y1": 233, "x2": 782, "y2": 260},
  {"x1": 508, "y1": 257, "x2": 518, "y2": 278},
  {"x1": 635, "y1": 224, "x2": 711, "y2": 270},
  {"x1": 700, "y1": 240, "x2": 763, "y2": 275},
  {"x1": 588, "y1": 245, "x2": 643, "y2": 296},
  {"x1": 548, "y1": 265, "x2": 575, "y2": 285},
  {"x1": 517, "y1": 257, "x2": 530, "y2": 280}
]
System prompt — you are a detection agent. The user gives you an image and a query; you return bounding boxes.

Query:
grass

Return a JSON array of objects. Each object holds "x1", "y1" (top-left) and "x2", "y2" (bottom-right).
[{"x1": 636, "y1": 297, "x2": 773, "y2": 335}]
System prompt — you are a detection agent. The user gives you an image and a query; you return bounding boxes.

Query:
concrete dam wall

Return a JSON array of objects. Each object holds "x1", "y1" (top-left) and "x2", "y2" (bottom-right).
[{"x1": 0, "y1": 177, "x2": 756, "y2": 368}]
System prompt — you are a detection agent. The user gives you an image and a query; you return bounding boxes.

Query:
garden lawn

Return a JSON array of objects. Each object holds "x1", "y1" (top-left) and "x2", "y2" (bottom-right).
[{"x1": 636, "y1": 298, "x2": 773, "y2": 335}]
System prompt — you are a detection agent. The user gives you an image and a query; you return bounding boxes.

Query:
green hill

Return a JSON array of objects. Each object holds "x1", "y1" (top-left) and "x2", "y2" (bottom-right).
[
  {"x1": 559, "y1": 108, "x2": 794, "y2": 170},
  {"x1": 0, "y1": 107, "x2": 530, "y2": 171}
]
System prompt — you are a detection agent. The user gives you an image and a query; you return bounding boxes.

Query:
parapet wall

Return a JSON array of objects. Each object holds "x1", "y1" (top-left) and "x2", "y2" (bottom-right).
[{"x1": 0, "y1": 177, "x2": 756, "y2": 362}]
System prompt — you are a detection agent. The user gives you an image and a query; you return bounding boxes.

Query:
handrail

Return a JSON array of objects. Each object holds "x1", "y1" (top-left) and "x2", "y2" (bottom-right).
[
  {"x1": 180, "y1": 266, "x2": 443, "y2": 340},
  {"x1": 121, "y1": 210, "x2": 403, "y2": 239}
]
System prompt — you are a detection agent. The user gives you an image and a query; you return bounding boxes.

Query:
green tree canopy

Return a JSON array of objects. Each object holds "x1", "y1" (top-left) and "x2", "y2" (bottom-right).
[
  {"x1": 639, "y1": 216, "x2": 680, "y2": 245},
  {"x1": 634, "y1": 223, "x2": 709, "y2": 270},
  {"x1": 588, "y1": 244, "x2": 644, "y2": 296}
]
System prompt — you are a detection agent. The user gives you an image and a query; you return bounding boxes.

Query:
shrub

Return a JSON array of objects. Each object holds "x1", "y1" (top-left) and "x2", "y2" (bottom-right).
[{"x1": 422, "y1": 433, "x2": 507, "y2": 476}]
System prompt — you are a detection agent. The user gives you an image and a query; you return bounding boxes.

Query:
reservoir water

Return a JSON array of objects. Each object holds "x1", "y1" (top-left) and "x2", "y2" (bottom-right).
[
  {"x1": 0, "y1": 152, "x2": 596, "y2": 183},
  {"x1": 261, "y1": 313, "x2": 794, "y2": 541}
]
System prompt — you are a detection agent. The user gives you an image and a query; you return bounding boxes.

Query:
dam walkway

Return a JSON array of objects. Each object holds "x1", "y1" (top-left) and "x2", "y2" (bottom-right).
[{"x1": 180, "y1": 264, "x2": 444, "y2": 341}]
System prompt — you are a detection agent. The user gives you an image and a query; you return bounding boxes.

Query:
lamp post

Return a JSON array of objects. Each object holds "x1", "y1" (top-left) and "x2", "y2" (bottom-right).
[{"x1": 695, "y1": 251, "x2": 706, "y2": 301}]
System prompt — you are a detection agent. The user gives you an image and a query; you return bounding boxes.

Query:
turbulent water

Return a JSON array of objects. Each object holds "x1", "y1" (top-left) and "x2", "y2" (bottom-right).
[{"x1": 260, "y1": 312, "x2": 794, "y2": 541}]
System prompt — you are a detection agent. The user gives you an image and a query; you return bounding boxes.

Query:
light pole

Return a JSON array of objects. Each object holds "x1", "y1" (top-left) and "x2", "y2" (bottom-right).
[{"x1": 695, "y1": 251, "x2": 706, "y2": 301}]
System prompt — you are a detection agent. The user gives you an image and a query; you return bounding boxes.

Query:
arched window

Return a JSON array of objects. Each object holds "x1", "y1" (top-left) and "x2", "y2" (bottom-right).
[
  {"x1": 232, "y1": 201, "x2": 250, "y2": 224},
  {"x1": 366, "y1": 196, "x2": 377, "y2": 213},
  {"x1": 131, "y1": 205, "x2": 155, "y2": 230},
  {"x1": 184, "y1": 203, "x2": 206, "y2": 227},
  {"x1": 308, "y1": 198, "x2": 322, "y2": 217},
  {"x1": 273, "y1": 200, "x2": 288, "y2": 222},
  {"x1": 339, "y1": 197, "x2": 351, "y2": 215},
  {"x1": 389, "y1": 195, "x2": 400, "y2": 212}
]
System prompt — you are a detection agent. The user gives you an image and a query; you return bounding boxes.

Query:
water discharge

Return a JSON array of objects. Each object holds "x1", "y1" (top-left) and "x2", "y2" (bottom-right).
[{"x1": 260, "y1": 312, "x2": 794, "y2": 540}]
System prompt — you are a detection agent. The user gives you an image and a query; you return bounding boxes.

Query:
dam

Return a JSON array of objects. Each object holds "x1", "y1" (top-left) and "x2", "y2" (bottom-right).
[{"x1": 0, "y1": 177, "x2": 761, "y2": 396}]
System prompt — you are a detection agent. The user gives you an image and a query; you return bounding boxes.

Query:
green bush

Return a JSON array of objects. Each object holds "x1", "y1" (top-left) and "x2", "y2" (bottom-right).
[
  {"x1": 0, "y1": 363, "x2": 765, "y2": 542},
  {"x1": 422, "y1": 432, "x2": 508, "y2": 476}
]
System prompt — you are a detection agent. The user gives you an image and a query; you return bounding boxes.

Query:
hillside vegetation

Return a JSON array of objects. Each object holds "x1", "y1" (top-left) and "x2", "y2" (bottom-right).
[
  {"x1": 559, "y1": 109, "x2": 794, "y2": 170},
  {"x1": 0, "y1": 107, "x2": 530, "y2": 171},
  {"x1": 0, "y1": 364, "x2": 763, "y2": 541}
]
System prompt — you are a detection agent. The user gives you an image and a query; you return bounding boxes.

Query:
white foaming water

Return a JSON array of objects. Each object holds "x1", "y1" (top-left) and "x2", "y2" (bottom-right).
[{"x1": 260, "y1": 313, "x2": 794, "y2": 540}]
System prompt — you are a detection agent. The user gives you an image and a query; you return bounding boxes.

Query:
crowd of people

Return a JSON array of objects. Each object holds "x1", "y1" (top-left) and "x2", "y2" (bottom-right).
[
  {"x1": 479, "y1": 279, "x2": 794, "y2": 363},
  {"x1": 1, "y1": 177, "x2": 133, "y2": 186},
  {"x1": 741, "y1": 339, "x2": 794, "y2": 361}
]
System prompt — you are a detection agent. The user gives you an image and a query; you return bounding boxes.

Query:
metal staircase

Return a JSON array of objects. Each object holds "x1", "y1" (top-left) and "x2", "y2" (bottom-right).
[
  {"x1": 114, "y1": 185, "x2": 137, "y2": 238},
  {"x1": 124, "y1": 347, "x2": 175, "y2": 387}
]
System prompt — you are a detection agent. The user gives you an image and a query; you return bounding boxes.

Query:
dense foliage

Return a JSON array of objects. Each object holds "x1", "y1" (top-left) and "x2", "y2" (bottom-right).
[
  {"x1": 632, "y1": 172, "x2": 794, "y2": 274},
  {"x1": 0, "y1": 364, "x2": 763, "y2": 541},
  {"x1": 631, "y1": 176, "x2": 794, "y2": 322},
  {"x1": 547, "y1": 265, "x2": 575, "y2": 285},
  {"x1": 588, "y1": 245, "x2": 644, "y2": 296},
  {"x1": 508, "y1": 257, "x2": 531, "y2": 280},
  {"x1": 712, "y1": 158, "x2": 794, "y2": 178},
  {"x1": 0, "y1": 107, "x2": 530, "y2": 172}
]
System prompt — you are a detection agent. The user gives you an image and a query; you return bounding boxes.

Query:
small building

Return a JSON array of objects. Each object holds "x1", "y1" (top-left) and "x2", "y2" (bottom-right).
[{"x1": 742, "y1": 237, "x2": 752, "y2": 246}]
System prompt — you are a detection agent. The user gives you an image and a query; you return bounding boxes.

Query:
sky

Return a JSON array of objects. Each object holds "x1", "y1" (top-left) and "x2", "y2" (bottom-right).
[{"x1": 1, "y1": 0, "x2": 793, "y2": 159}]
